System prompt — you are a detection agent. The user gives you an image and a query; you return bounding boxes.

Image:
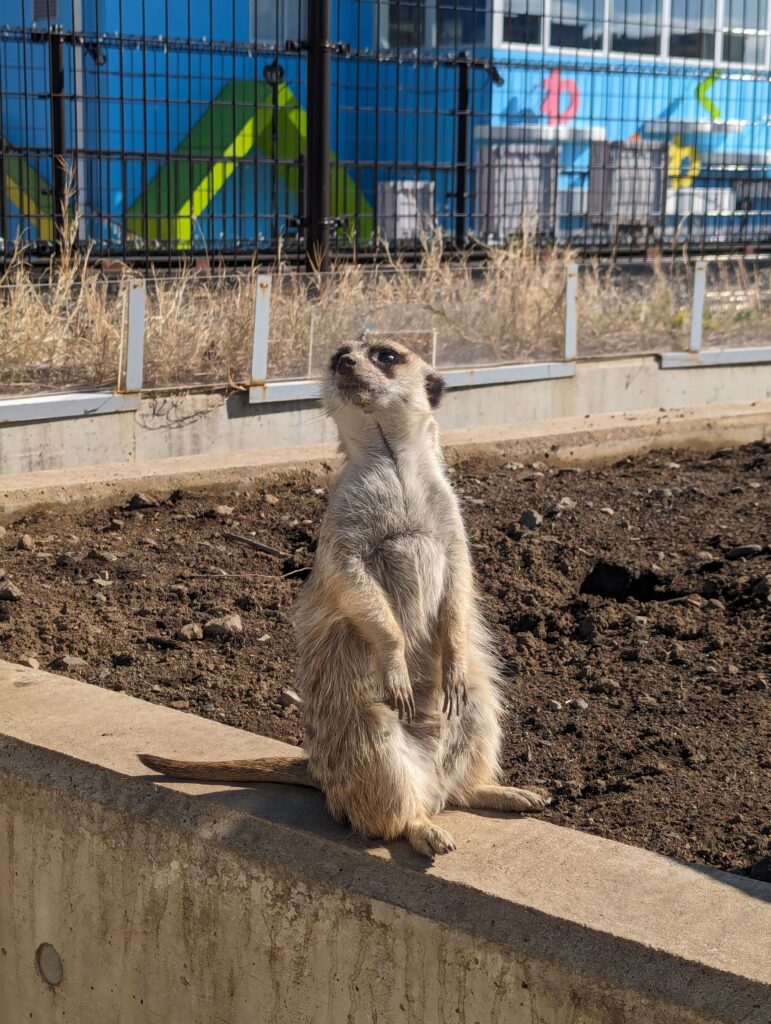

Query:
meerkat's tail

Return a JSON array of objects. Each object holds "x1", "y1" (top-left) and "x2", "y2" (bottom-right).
[{"x1": 137, "y1": 753, "x2": 321, "y2": 789}]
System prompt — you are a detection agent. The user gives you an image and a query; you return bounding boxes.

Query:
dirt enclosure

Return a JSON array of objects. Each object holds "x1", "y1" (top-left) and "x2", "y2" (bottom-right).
[{"x1": 1, "y1": 442, "x2": 769, "y2": 881}]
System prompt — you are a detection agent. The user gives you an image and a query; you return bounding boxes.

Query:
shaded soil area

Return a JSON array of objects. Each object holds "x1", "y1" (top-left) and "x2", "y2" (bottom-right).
[{"x1": 1, "y1": 443, "x2": 769, "y2": 881}]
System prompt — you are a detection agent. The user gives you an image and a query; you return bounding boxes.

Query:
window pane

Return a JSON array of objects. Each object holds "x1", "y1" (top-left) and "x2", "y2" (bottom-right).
[
  {"x1": 611, "y1": 0, "x2": 662, "y2": 53},
  {"x1": 550, "y1": 0, "x2": 604, "y2": 48},
  {"x1": 437, "y1": 0, "x2": 487, "y2": 46},
  {"x1": 722, "y1": 0, "x2": 768, "y2": 64},
  {"x1": 386, "y1": 0, "x2": 424, "y2": 48},
  {"x1": 254, "y1": 0, "x2": 305, "y2": 43},
  {"x1": 725, "y1": 0, "x2": 764, "y2": 29},
  {"x1": 669, "y1": 0, "x2": 715, "y2": 57},
  {"x1": 723, "y1": 31, "x2": 766, "y2": 62},
  {"x1": 502, "y1": 0, "x2": 543, "y2": 43}
]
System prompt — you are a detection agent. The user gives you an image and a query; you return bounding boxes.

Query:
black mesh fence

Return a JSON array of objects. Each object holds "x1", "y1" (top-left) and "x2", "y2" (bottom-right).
[{"x1": 0, "y1": 0, "x2": 770, "y2": 265}]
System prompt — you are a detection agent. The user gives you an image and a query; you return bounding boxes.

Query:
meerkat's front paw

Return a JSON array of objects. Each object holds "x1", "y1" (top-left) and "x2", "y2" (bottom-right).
[
  {"x1": 442, "y1": 664, "x2": 468, "y2": 718},
  {"x1": 382, "y1": 662, "x2": 415, "y2": 722}
]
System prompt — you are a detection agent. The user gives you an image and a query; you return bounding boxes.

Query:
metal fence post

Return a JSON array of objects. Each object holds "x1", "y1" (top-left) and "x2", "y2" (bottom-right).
[
  {"x1": 564, "y1": 262, "x2": 578, "y2": 360},
  {"x1": 48, "y1": 28, "x2": 67, "y2": 247},
  {"x1": 307, "y1": 0, "x2": 331, "y2": 272},
  {"x1": 454, "y1": 54, "x2": 471, "y2": 249},
  {"x1": 689, "y1": 260, "x2": 707, "y2": 352},
  {"x1": 251, "y1": 275, "x2": 272, "y2": 385},
  {"x1": 122, "y1": 281, "x2": 146, "y2": 393}
]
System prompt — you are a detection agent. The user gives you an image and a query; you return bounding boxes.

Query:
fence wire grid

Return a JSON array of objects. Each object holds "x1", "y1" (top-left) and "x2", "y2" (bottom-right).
[{"x1": 1, "y1": 0, "x2": 771, "y2": 266}]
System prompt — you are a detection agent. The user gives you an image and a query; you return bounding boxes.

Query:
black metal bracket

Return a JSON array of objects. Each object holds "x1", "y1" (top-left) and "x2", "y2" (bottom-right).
[
  {"x1": 287, "y1": 215, "x2": 347, "y2": 229},
  {"x1": 286, "y1": 39, "x2": 351, "y2": 56}
]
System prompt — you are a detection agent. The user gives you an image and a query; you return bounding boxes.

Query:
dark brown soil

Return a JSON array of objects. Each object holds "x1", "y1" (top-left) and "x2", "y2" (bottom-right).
[{"x1": 1, "y1": 443, "x2": 769, "y2": 881}]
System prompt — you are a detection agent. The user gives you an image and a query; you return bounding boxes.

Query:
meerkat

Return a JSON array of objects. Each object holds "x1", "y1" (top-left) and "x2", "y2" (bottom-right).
[{"x1": 139, "y1": 339, "x2": 546, "y2": 857}]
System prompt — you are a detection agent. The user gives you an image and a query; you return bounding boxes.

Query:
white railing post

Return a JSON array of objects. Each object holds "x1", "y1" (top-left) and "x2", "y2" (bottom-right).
[
  {"x1": 564, "y1": 262, "x2": 578, "y2": 361},
  {"x1": 251, "y1": 274, "x2": 272, "y2": 386},
  {"x1": 122, "y1": 280, "x2": 146, "y2": 393},
  {"x1": 689, "y1": 260, "x2": 707, "y2": 353}
]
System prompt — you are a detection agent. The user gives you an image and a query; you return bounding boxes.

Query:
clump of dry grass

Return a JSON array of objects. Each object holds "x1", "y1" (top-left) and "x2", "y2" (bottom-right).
[
  {"x1": 0, "y1": 244, "x2": 127, "y2": 398},
  {"x1": 577, "y1": 256, "x2": 694, "y2": 357},
  {"x1": 701, "y1": 259, "x2": 771, "y2": 349},
  {"x1": 1, "y1": 208, "x2": 767, "y2": 399},
  {"x1": 267, "y1": 241, "x2": 571, "y2": 378}
]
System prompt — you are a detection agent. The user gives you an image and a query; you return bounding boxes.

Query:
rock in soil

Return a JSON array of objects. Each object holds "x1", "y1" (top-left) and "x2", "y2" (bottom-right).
[
  {"x1": 0, "y1": 582, "x2": 22, "y2": 601},
  {"x1": 50, "y1": 654, "x2": 88, "y2": 671},
  {"x1": 519, "y1": 509, "x2": 543, "y2": 529},
  {"x1": 203, "y1": 614, "x2": 243, "y2": 638},
  {"x1": 177, "y1": 623, "x2": 204, "y2": 641},
  {"x1": 128, "y1": 492, "x2": 158, "y2": 510}
]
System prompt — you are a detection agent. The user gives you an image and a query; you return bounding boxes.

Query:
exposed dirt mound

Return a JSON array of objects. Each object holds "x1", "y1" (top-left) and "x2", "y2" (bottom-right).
[{"x1": 1, "y1": 443, "x2": 769, "y2": 881}]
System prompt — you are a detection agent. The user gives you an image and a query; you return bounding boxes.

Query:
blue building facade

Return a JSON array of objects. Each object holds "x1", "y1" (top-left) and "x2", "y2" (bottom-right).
[{"x1": 0, "y1": 0, "x2": 769, "y2": 254}]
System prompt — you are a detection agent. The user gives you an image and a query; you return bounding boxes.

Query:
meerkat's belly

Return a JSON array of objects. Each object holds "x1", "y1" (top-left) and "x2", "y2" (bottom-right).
[{"x1": 368, "y1": 531, "x2": 447, "y2": 640}]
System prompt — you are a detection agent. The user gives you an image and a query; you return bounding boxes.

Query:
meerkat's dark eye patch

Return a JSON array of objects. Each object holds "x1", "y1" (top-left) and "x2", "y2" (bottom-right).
[
  {"x1": 330, "y1": 345, "x2": 353, "y2": 373},
  {"x1": 369, "y1": 347, "x2": 402, "y2": 370},
  {"x1": 425, "y1": 372, "x2": 445, "y2": 408}
]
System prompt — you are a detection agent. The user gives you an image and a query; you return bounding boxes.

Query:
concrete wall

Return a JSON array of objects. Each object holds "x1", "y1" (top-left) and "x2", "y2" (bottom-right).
[
  {"x1": 2, "y1": 355, "x2": 770, "y2": 475},
  {"x1": 1, "y1": 661, "x2": 770, "y2": 1024}
]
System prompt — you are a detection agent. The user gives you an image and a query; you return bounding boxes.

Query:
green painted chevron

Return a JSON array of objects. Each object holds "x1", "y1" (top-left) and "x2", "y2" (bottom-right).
[
  {"x1": 1, "y1": 145, "x2": 54, "y2": 240},
  {"x1": 126, "y1": 79, "x2": 373, "y2": 246}
]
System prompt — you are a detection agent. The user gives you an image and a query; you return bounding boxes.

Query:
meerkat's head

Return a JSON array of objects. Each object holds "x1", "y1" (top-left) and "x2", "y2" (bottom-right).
[{"x1": 322, "y1": 338, "x2": 445, "y2": 427}]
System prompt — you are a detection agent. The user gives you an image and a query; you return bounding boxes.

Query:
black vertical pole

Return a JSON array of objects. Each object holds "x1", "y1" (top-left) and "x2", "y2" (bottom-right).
[
  {"x1": 48, "y1": 29, "x2": 67, "y2": 248},
  {"x1": 454, "y1": 54, "x2": 470, "y2": 250},
  {"x1": 307, "y1": 0, "x2": 331, "y2": 272},
  {"x1": 0, "y1": 90, "x2": 6, "y2": 252}
]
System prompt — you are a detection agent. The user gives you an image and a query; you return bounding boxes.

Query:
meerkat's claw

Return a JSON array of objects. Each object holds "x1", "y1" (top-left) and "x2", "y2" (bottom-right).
[{"x1": 442, "y1": 682, "x2": 467, "y2": 718}]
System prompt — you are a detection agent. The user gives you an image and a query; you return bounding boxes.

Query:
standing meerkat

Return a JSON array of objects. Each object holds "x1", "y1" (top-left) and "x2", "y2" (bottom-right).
[{"x1": 139, "y1": 339, "x2": 546, "y2": 856}]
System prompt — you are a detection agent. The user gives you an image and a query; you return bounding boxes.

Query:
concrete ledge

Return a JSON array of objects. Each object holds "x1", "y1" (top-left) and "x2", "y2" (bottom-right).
[
  {"x1": 1, "y1": 661, "x2": 769, "y2": 1024},
  {"x1": 0, "y1": 390, "x2": 140, "y2": 424},
  {"x1": 2, "y1": 399, "x2": 770, "y2": 523},
  {"x1": 660, "y1": 346, "x2": 771, "y2": 369},
  {"x1": 1, "y1": 354, "x2": 770, "y2": 475}
]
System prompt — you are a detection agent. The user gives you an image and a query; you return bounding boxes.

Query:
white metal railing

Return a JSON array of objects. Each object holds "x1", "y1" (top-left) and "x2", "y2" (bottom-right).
[{"x1": 1, "y1": 263, "x2": 770, "y2": 424}]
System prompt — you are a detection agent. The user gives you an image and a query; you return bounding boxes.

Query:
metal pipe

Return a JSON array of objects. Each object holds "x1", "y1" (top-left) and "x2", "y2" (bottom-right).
[
  {"x1": 454, "y1": 54, "x2": 470, "y2": 249},
  {"x1": 307, "y1": 0, "x2": 331, "y2": 272},
  {"x1": 48, "y1": 29, "x2": 67, "y2": 248}
]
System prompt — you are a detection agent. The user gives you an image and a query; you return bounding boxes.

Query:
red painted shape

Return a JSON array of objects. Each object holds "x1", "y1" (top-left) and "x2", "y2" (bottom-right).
[{"x1": 542, "y1": 69, "x2": 580, "y2": 125}]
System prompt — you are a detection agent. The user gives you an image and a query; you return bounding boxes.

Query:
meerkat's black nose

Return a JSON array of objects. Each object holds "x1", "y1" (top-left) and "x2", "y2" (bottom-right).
[{"x1": 336, "y1": 353, "x2": 357, "y2": 375}]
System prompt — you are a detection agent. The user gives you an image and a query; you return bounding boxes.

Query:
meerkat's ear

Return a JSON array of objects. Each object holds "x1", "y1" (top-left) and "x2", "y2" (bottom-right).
[{"x1": 425, "y1": 372, "x2": 445, "y2": 409}]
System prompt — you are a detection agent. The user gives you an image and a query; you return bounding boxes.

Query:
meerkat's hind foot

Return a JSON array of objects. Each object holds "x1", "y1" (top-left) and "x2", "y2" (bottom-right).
[
  {"x1": 405, "y1": 815, "x2": 457, "y2": 857},
  {"x1": 464, "y1": 785, "x2": 548, "y2": 813}
]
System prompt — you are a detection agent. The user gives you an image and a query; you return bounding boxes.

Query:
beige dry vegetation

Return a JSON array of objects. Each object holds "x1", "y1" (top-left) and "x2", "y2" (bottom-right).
[{"x1": 0, "y1": 225, "x2": 767, "y2": 398}]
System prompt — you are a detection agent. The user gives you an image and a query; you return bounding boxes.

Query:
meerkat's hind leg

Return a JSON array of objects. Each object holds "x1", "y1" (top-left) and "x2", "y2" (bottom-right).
[
  {"x1": 405, "y1": 813, "x2": 457, "y2": 857},
  {"x1": 461, "y1": 785, "x2": 547, "y2": 813}
]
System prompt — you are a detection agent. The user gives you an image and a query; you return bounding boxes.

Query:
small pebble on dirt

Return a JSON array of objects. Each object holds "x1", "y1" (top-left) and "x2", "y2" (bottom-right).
[
  {"x1": 726, "y1": 544, "x2": 763, "y2": 560},
  {"x1": 203, "y1": 613, "x2": 243, "y2": 638},
  {"x1": 519, "y1": 509, "x2": 543, "y2": 530},
  {"x1": 547, "y1": 699, "x2": 562, "y2": 711},
  {"x1": 50, "y1": 654, "x2": 88, "y2": 671},
  {"x1": 17, "y1": 534, "x2": 34, "y2": 551},
  {"x1": 18, "y1": 656, "x2": 40, "y2": 669},
  {"x1": 177, "y1": 623, "x2": 204, "y2": 641},
  {"x1": 128, "y1": 493, "x2": 158, "y2": 510},
  {"x1": 0, "y1": 582, "x2": 22, "y2": 601},
  {"x1": 280, "y1": 687, "x2": 303, "y2": 708},
  {"x1": 567, "y1": 697, "x2": 589, "y2": 711}
]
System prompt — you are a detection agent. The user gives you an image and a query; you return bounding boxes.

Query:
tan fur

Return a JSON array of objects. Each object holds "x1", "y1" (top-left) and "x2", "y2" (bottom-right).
[{"x1": 138, "y1": 339, "x2": 546, "y2": 856}]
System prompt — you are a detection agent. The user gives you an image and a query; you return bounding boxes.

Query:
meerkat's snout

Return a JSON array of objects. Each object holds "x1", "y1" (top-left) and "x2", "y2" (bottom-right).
[{"x1": 332, "y1": 347, "x2": 357, "y2": 377}]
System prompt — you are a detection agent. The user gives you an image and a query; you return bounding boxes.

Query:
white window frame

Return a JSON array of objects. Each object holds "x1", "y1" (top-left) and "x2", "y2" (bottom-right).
[{"x1": 491, "y1": 0, "x2": 771, "y2": 68}]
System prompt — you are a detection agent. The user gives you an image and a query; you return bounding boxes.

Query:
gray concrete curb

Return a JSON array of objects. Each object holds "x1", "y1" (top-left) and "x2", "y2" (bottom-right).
[
  {"x1": 1, "y1": 661, "x2": 769, "y2": 1024},
  {"x1": 2, "y1": 399, "x2": 770, "y2": 523}
]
